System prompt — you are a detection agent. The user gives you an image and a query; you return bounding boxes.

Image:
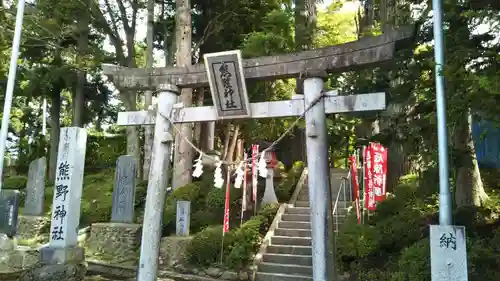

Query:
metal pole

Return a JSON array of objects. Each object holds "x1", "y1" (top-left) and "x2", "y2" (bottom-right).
[
  {"x1": 42, "y1": 98, "x2": 47, "y2": 136},
  {"x1": 136, "y1": 84, "x2": 178, "y2": 281},
  {"x1": 304, "y1": 72, "x2": 335, "y2": 281},
  {"x1": 432, "y1": 0, "x2": 452, "y2": 226},
  {"x1": 0, "y1": 0, "x2": 26, "y2": 192}
]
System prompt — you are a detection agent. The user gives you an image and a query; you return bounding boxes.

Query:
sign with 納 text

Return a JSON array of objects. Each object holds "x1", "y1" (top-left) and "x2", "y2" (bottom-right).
[
  {"x1": 204, "y1": 50, "x2": 251, "y2": 119},
  {"x1": 430, "y1": 225, "x2": 468, "y2": 281}
]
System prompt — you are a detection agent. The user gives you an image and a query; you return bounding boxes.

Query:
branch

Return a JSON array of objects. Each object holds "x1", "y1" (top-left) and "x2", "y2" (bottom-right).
[
  {"x1": 104, "y1": 0, "x2": 121, "y2": 37},
  {"x1": 193, "y1": 11, "x2": 236, "y2": 52},
  {"x1": 116, "y1": 0, "x2": 130, "y2": 33},
  {"x1": 89, "y1": 0, "x2": 127, "y2": 64}
]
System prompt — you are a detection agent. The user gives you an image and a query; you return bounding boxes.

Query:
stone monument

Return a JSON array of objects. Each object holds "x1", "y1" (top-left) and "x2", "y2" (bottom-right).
[
  {"x1": 86, "y1": 155, "x2": 142, "y2": 267},
  {"x1": 176, "y1": 201, "x2": 190, "y2": 236},
  {"x1": 111, "y1": 155, "x2": 137, "y2": 223},
  {"x1": 18, "y1": 157, "x2": 48, "y2": 240},
  {"x1": 20, "y1": 127, "x2": 88, "y2": 281}
]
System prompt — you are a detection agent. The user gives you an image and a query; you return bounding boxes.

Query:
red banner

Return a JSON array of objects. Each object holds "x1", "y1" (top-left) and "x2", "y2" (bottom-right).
[
  {"x1": 242, "y1": 153, "x2": 248, "y2": 211},
  {"x1": 364, "y1": 146, "x2": 376, "y2": 211},
  {"x1": 349, "y1": 155, "x2": 361, "y2": 224},
  {"x1": 370, "y1": 142, "x2": 387, "y2": 201},
  {"x1": 251, "y1": 145, "x2": 259, "y2": 202},
  {"x1": 223, "y1": 169, "x2": 231, "y2": 234}
]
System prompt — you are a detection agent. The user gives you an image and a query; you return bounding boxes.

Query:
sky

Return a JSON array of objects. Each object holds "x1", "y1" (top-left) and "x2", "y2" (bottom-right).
[{"x1": 116, "y1": 0, "x2": 360, "y2": 67}]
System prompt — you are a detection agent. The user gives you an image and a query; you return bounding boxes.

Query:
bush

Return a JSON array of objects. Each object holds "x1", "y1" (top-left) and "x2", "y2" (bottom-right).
[
  {"x1": 162, "y1": 182, "x2": 202, "y2": 234},
  {"x1": 79, "y1": 169, "x2": 115, "y2": 225},
  {"x1": 336, "y1": 171, "x2": 500, "y2": 281},
  {"x1": 392, "y1": 238, "x2": 430, "y2": 281},
  {"x1": 275, "y1": 161, "x2": 305, "y2": 202},
  {"x1": 3, "y1": 175, "x2": 28, "y2": 190},
  {"x1": 186, "y1": 203, "x2": 280, "y2": 270},
  {"x1": 186, "y1": 225, "x2": 228, "y2": 265}
]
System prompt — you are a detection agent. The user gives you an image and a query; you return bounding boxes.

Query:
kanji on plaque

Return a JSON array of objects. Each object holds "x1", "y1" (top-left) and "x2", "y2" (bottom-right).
[{"x1": 370, "y1": 142, "x2": 388, "y2": 201}]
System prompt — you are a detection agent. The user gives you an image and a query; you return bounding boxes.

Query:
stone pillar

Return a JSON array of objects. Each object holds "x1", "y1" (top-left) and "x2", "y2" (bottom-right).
[
  {"x1": 303, "y1": 72, "x2": 335, "y2": 281},
  {"x1": 21, "y1": 127, "x2": 88, "y2": 281},
  {"x1": 18, "y1": 157, "x2": 48, "y2": 241}
]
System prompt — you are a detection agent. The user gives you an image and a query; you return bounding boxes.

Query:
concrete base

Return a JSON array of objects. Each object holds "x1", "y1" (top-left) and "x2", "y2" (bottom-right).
[{"x1": 19, "y1": 247, "x2": 87, "y2": 281}]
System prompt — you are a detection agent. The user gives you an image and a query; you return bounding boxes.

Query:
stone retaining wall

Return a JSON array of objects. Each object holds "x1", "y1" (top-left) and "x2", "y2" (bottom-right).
[
  {"x1": 17, "y1": 216, "x2": 49, "y2": 241},
  {"x1": 85, "y1": 223, "x2": 141, "y2": 266}
]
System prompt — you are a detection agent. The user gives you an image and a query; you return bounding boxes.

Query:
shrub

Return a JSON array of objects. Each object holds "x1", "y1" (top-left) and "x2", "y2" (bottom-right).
[
  {"x1": 3, "y1": 175, "x2": 28, "y2": 190},
  {"x1": 79, "y1": 169, "x2": 115, "y2": 225},
  {"x1": 186, "y1": 225, "x2": 230, "y2": 265},
  {"x1": 186, "y1": 203, "x2": 279, "y2": 270},
  {"x1": 225, "y1": 217, "x2": 263, "y2": 268},
  {"x1": 162, "y1": 182, "x2": 202, "y2": 234},
  {"x1": 275, "y1": 161, "x2": 305, "y2": 202},
  {"x1": 392, "y1": 239, "x2": 430, "y2": 281}
]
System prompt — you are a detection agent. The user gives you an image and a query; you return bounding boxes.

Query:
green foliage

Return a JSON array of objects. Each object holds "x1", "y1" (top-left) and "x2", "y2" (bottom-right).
[
  {"x1": 85, "y1": 134, "x2": 127, "y2": 172},
  {"x1": 186, "y1": 203, "x2": 279, "y2": 269},
  {"x1": 79, "y1": 169, "x2": 115, "y2": 225},
  {"x1": 337, "y1": 173, "x2": 500, "y2": 280},
  {"x1": 275, "y1": 161, "x2": 305, "y2": 202},
  {"x1": 2, "y1": 175, "x2": 28, "y2": 190}
]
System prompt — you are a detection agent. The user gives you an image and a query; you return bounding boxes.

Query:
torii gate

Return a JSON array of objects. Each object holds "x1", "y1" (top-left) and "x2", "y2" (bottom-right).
[{"x1": 103, "y1": 25, "x2": 414, "y2": 281}]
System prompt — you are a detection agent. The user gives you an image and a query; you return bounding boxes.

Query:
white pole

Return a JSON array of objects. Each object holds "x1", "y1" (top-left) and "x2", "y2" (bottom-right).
[
  {"x1": 303, "y1": 71, "x2": 335, "y2": 281},
  {"x1": 136, "y1": 84, "x2": 178, "y2": 281},
  {"x1": 0, "y1": 0, "x2": 26, "y2": 192},
  {"x1": 42, "y1": 98, "x2": 47, "y2": 136}
]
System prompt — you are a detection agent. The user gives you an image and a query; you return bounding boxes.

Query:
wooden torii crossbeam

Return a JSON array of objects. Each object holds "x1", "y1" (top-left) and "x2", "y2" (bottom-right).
[
  {"x1": 102, "y1": 25, "x2": 414, "y2": 90},
  {"x1": 103, "y1": 25, "x2": 415, "y2": 281}
]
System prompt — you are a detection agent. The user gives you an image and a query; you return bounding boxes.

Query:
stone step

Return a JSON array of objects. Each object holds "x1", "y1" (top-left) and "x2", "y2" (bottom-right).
[
  {"x1": 286, "y1": 207, "x2": 310, "y2": 215},
  {"x1": 259, "y1": 262, "x2": 313, "y2": 276},
  {"x1": 266, "y1": 245, "x2": 312, "y2": 255},
  {"x1": 298, "y1": 193, "x2": 310, "y2": 200},
  {"x1": 262, "y1": 253, "x2": 312, "y2": 266},
  {"x1": 271, "y1": 236, "x2": 312, "y2": 246},
  {"x1": 274, "y1": 228, "x2": 311, "y2": 237},
  {"x1": 278, "y1": 221, "x2": 310, "y2": 229},
  {"x1": 295, "y1": 201, "x2": 310, "y2": 207},
  {"x1": 281, "y1": 214, "x2": 310, "y2": 222},
  {"x1": 256, "y1": 272, "x2": 313, "y2": 281}
]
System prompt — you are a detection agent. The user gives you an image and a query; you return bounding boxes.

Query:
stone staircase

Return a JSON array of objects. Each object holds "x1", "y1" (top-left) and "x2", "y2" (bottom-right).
[{"x1": 255, "y1": 169, "x2": 350, "y2": 281}]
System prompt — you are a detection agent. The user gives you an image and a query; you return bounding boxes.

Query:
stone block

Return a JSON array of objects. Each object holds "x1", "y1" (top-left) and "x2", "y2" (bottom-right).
[
  {"x1": 19, "y1": 262, "x2": 87, "y2": 281},
  {"x1": 86, "y1": 223, "x2": 141, "y2": 266},
  {"x1": 18, "y1": 215, "x2": 49, "y2": 240},
  {"x1": 40, "y1": 246, "x2": 84, "y2": 264},
  {"x1": 159, "y1": 236, "x2": 192, "y2": 270}
]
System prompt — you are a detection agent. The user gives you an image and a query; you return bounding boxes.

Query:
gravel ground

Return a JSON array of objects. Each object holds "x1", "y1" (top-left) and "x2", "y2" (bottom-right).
[{"x1": 84, "y1": 276, "x2": 175, "y2": 281}]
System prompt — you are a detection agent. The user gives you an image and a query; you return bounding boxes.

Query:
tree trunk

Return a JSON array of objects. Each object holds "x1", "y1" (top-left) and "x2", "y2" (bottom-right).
[
  {"x1": 143, "y1": 0, "x2": 155, "y2": 180},
  {"x1": 454, "y1": 110, "x2": 489, "y2": 207},
  {"x1": 122, "y1": 90, "x2": 141, "y2": 178},
  {"x1": 72, "y1": 2, "x2": 89, "y2": 127},
  {"x1": 225, "y1": 125, "x2": 240, "y2": 163},
  {"x1": 293, "y1": 0, "x2": 316, "y2": 162},
  {"x1": 48, "y1": 90, "x2": 61, "y2": 183},
  {"x1": 172, "y1": 0, "x2": 194, "y2": 189},
  {"x1": 221, "y1": 124, "x2": 231, "y2": 161},
  {"x1": 193, "y1": 89, "x2": 204, "y2": 147}
]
